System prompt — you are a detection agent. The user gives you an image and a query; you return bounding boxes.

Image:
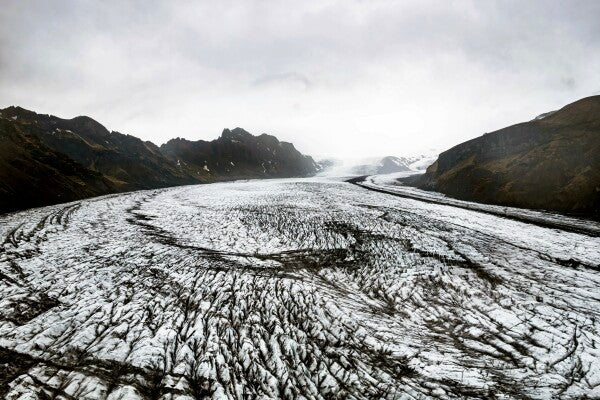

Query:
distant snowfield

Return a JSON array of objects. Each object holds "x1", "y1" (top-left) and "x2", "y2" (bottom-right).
[
  {"x1": 1, "y1": 177, "x2": 599, "y2": 399},
  {"x1": 316, "y1": 154, "x2": 437, "y2": 177}
]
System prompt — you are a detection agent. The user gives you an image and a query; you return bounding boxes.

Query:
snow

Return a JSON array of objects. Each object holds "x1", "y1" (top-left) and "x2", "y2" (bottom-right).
[
  {"x1": 318, "y1": 154, "x2": 438, "y2": 177},
  {"x1": 408, "y1": 155, "x2": 437, "y2": 170},
  {"x1": 361, "y1": 173, "x2": 600, "y2": 237},
  {"x1": 534, "y1": 110, "x2": 557, "y2": 120},
  {"x1": 0, "y1": 176, "x2": 598, "y2": 399}
]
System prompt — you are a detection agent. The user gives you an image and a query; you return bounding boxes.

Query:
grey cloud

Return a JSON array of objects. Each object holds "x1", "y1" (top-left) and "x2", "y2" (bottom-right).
[
  {"x1": 252, "y1": 73, "x2": 311, "y2": 89},
  {"x1": 1, "y1": 1, "x2": 599, "y2": 157},
  {"x1": 561, "y1": 77, "x2": 576, "y2": 90}
]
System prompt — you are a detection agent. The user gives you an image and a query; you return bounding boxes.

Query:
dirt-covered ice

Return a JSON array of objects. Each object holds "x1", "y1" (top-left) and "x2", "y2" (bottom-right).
[{"x1": 1, "y1": 177, "x2": 599, "y2": 399}]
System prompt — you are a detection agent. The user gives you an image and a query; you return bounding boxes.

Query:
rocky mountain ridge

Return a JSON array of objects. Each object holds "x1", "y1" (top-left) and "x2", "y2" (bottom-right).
[
  {"x1": 160, "y1": 127, "x2": 317, "y2": 181},
  {"x1": 404, "y1": 96, "x2": 600, "y2": 217},
  {"x1": 0, "y1": 106, "x2": 317, "y2": 213}
]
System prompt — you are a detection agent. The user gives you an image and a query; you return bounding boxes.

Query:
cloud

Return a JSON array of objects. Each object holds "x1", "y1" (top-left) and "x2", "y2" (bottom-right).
[
  {"x1": 1, "y1": 0, "x2": 599, "y2": 157},
  {"x1": 252, "y1": 72, "x2": 312, "y2": 90}
]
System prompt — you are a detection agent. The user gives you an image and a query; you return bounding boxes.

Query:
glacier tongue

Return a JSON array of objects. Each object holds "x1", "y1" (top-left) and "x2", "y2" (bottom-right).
[{"x1": 0, "y1": 177, "x2": 599, "y2": 399}]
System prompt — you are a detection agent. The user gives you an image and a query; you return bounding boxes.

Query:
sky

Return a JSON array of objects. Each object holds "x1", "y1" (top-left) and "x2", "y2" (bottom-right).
[{"x1": 1, "y1": 0, "x2": 599, "y2": 158}]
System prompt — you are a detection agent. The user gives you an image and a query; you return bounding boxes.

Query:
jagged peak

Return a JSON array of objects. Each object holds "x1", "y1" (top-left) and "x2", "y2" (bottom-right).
[
  {"x1": 0, "y1": 106, "x2": 112, "y2": 138},
  {"x1": 221, "y1": 127, "x2": 253, "y2": 139},
  {"x1": 1, "y1": 105, "x2": 47, "y2": 120}
]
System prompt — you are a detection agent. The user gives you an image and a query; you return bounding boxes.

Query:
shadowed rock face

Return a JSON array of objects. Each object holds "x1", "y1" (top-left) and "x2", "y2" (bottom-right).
[
  {"x1": 408, "y1": 96, "x2": 600, "y2": 217},
  {"x1": 0, "y1": 107, "x2": 317, "y2": 214},
  {"x1": 0, "y1": 118, "x2": 116, "y2": 214},
  {"x1": 0, "y1": 106, "x2": 199, "y2": 192},
  {"x1": 160, "y1": 128, "x2": 318, "y2": 180}
]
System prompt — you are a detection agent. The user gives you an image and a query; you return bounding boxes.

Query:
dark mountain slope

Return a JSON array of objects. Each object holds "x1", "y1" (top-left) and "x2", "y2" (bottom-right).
[
  {"x1": 0, "y1": 107, "x2": 317, "y2": 214},
  {"x1": 161, "y1": 128, "x2": 317, "y2": 180},
  {"x1": 407, "y1": 96, "x2": 600, "y2": 217},
  {"x1": 0, "y1": 118, "x2": 116, "y2": 213},
  {"x1": 0, "y1": 106, "x2": 194, "y2": 190}
]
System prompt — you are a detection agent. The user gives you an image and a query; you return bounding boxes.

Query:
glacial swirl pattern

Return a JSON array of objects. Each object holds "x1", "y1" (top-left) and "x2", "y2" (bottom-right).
[{"x1": 0, "y1": 178, "x2": 599, "y2": 399}]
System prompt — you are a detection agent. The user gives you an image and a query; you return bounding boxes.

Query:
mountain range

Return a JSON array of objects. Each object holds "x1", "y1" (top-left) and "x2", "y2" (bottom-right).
[
  {"x1": 317, "y1": 154, "x2": 436, "y2": 176},
  {"x1": 404, "y1": 95, "x2": 600, "y2": 218},
  {"x1": 0, "y1": 106, "x2": 317, "y2": 214},
  {"x1": 3, "y1": 95, "x2": 598, "y2": 218}
]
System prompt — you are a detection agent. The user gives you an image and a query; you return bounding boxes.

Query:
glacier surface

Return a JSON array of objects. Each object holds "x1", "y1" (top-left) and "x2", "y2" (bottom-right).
[{"x1": 0, "y1": 177, "x2": 599, "y2": 399}]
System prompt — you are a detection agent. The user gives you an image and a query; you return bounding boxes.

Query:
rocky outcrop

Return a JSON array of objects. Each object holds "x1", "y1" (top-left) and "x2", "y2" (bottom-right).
[
  {"x1": 0, "y1": 107, "x2": 195, "y2": 191},
  {"x1": 405, "y1": 96, "x2": 600, "y2": 217},
  {"x1": 0, "y1": 107, "x2": 317, "y2": 214},
  {"x1": 160, "y1": 128, "x2": 317, "y2": 181},
  {"x1": 0, "y1": 118, "x2": 116, "y2": 213}
]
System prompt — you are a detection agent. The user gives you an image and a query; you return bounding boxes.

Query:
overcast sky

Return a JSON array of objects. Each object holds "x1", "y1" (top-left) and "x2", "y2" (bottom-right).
[{"x1": 1, "y1": 1, "x2": 599, "y2": 158}]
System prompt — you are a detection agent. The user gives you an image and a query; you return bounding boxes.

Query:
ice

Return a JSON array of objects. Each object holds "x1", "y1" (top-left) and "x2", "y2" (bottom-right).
[{"x1": 0, "y1": 176, "x2": 598, "y2": 398}]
